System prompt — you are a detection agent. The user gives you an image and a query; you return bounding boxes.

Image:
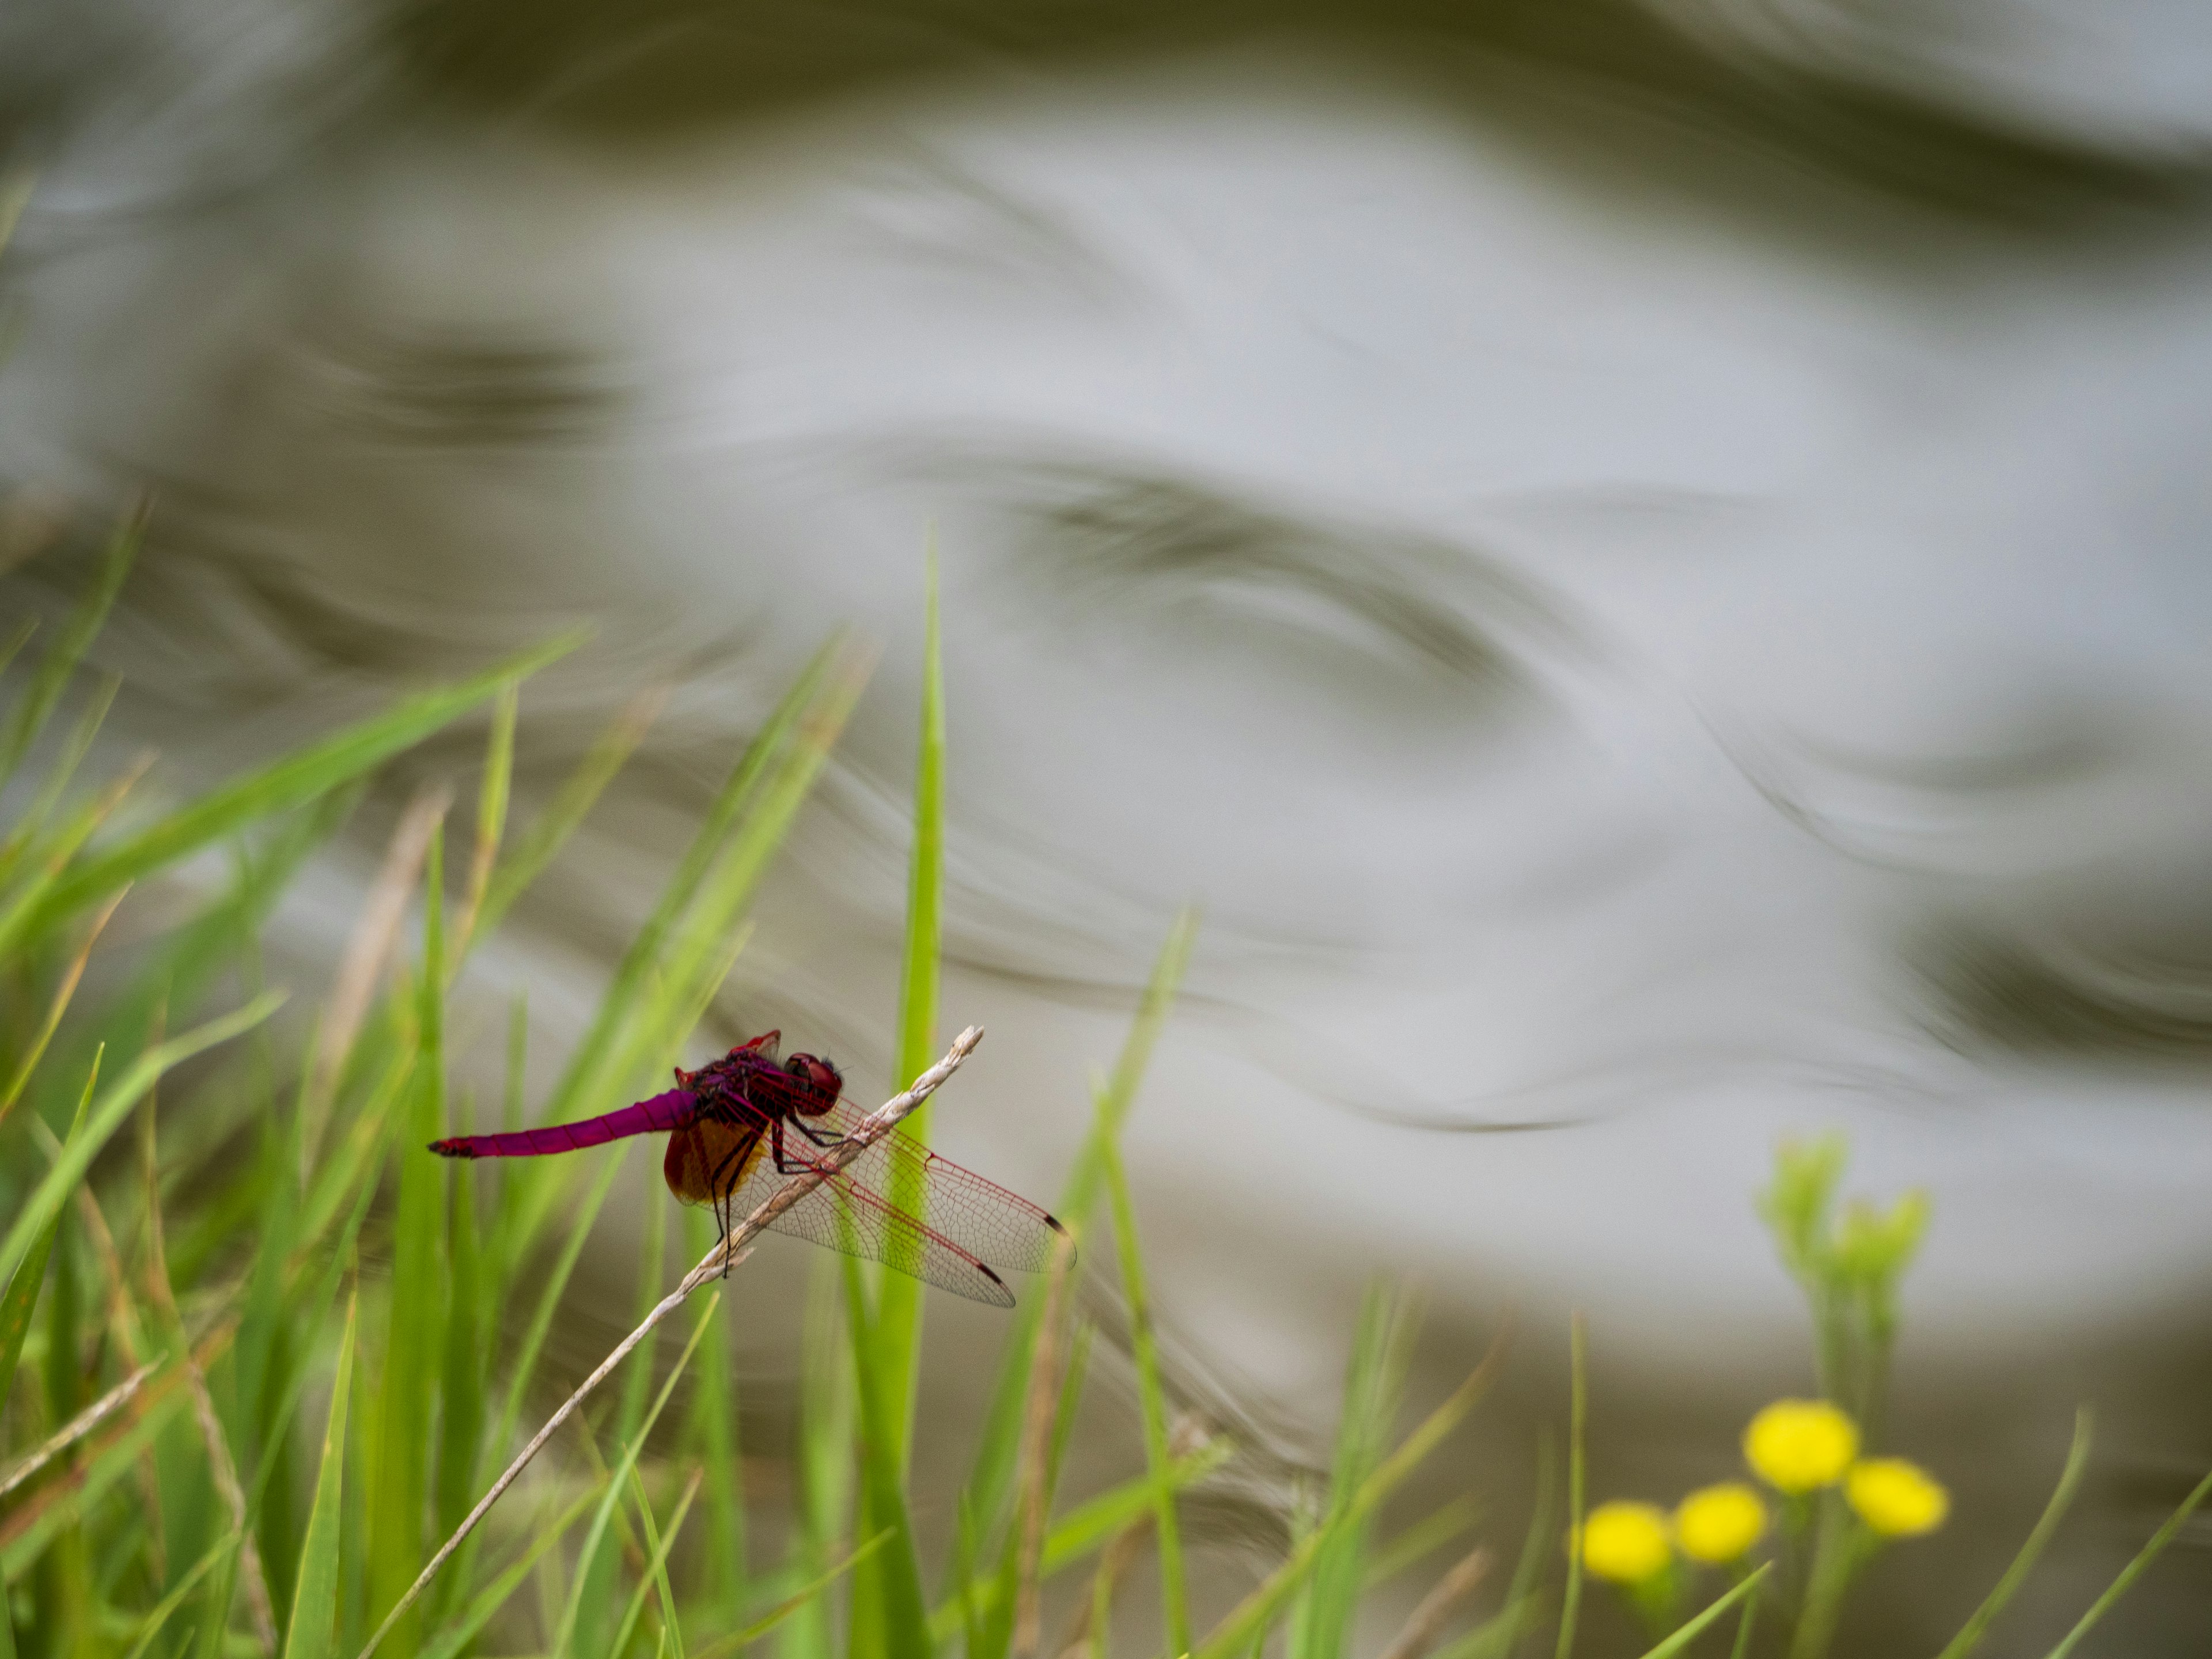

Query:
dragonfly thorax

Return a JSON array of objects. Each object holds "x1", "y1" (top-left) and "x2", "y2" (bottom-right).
[{"x1": 673, "y1": 1042, "x2": 842, "y2": 1119}]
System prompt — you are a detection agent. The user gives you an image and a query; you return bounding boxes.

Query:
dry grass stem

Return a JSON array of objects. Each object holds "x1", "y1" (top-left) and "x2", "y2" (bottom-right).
[
  {"x1": 1013, "y1": 1232, "x2": 1080, "y2": 1659},
  {"x1": 139, "y1": 1083, "x2": 279, "y2": 1650},
  {"x1": 310, "y1": 785, "x2": 449, "y2": 1138},
  {"x1": 353, "y1": 1024, "x2": 988, "y2": 1659},
  {"x1": 0, "y1": 1359, "x2": 160, "y2": 1501},
  {"x1": 0, "y1": 882, "x2": 127, "y2": 1129},
  {"x1": 1056, "y1": 1517, "x2": 1150, "y2": 1659},
  {"x1": 1376, "y1": 1547, "x2": 1494, "y2": 1659}
]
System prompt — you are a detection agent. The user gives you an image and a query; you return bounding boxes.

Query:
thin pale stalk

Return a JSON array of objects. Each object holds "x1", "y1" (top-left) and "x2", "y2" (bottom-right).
[
  {"x1": 307, "y1": 785, "x2": 447, "y2": 1146},
  {"x1": 1933, "y1": 1407, "x2": 2092, "y2": 1659},
  {"x1": 1013, "y1": 1235, "x2": 1078, "y2": 1659},
  {"x1": 1376, "y1": 1548, "x2": 1493, "y2": 1659},
  {"x1": 0, "y1": 1359, "x2": 160, "y2": 1500},
  {"x1": 350, "y1": 1027, "x2": 987, "y2": 1659},
  {"x1": 1063, "y1": 1518, "x2": 1147, "y2": 1659},
  {"x1": 449, "y1": 680, "x2": 518, "y2": 961},
  {"x1": 2042, "y1": 1463, "x2": 2212, "y2": 1659},
  {"x1": 1365, "y1": 1499, "x2": 1482, "y2": 1591},
  {"x1": 142, "y1": 1083, "x2": 279, "y2": 1650},
  {"x1": 0, "y1": 753, "x2": 149, "y2": 962}
]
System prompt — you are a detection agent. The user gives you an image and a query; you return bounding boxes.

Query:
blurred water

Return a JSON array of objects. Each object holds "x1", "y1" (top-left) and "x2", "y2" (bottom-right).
[{"x1": 5, "y1": 1, "x2": 2212, "y2": 1648}]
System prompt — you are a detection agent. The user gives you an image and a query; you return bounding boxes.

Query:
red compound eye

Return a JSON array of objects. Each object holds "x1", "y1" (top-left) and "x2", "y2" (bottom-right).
[{"x1": 786, "y1": 1054, "x2": 842, "y2": 1115}]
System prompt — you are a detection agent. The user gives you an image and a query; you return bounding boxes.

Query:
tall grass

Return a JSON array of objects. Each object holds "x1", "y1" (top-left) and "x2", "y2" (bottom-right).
[{"x1": 1, "y1": 516, "x2": 2205, "y2": 1659}]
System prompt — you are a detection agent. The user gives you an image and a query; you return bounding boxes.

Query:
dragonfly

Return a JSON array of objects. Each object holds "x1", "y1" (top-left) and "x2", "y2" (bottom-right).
[{"x1": 427, "y1": 1031, "x2": 1066, "y2": 1306}]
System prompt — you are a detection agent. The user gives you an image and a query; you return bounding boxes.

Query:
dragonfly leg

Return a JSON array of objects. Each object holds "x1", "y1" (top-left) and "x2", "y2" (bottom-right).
[
  {"x1": 771, "y1": 1117, "x2": 823, "y2": 1174},
  {"x1": 705, "y1": 1130, "x2": 759, "y2": 1279},
  {"x1": 778, "y1": 1119, "x2": 844, "y2": 1168}
]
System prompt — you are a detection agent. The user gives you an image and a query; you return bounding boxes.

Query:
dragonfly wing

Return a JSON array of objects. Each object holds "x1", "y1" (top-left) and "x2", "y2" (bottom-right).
[
  {"x1": 810, "y1": 1094, "x2": 1066, "y2": 1275},
  {"x1": 753, "y1": 1156, "x2": 1017, "y2": 1307}
]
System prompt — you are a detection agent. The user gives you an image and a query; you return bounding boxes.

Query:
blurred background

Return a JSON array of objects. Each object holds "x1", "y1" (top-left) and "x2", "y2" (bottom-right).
[{"x1": 4, "y1": 0, "x2": 2212, "y2": 1650}]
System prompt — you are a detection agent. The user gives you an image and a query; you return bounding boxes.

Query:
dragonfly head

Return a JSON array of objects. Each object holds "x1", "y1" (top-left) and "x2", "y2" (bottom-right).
[{"x1": 785, "y1": 1052, "x2": 842, "y2": 1116}]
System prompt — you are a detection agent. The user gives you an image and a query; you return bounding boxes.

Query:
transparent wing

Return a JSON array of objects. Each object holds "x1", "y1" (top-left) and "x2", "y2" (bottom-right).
[
  {"x1": 739, "y1": 1068, "x2": 1068, "y2": 1279},
  {"x1": 748, "y1": 1148, "x2": 1018, "y2": 1307}
]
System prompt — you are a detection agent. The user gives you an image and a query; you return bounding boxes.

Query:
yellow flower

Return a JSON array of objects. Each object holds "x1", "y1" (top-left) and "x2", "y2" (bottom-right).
[
  {"x1": 1673, "y1": 1482, "x2": 1767, "y2": 1565},
  {"x1": 1579, "y1": 1501, "x2": 1674, "y2": 1583},
  {"x1": 1846, "y1": 1459, "x2": 1950, "y2": 1537},
  {"x1": 1744, "y1": 1399, "x2": 1859, "y2": 1494}
]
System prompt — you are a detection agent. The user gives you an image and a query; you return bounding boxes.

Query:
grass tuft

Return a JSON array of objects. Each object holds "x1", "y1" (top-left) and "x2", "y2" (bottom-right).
[{"x1": 0, "y1": 529, "x2": 2196, "y2": 1659}]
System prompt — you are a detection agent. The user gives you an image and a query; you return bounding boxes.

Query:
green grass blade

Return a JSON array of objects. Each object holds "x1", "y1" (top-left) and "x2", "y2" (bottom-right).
[
  {"x1": 855, "y1": 550, "x2": 946, "y2": 1659},
  {"x1": 0, "y1": 993, "x2": 283, "y2": 1289},
  {"x1": 34, "y1": 784, "x2": 355, "y2": 1142},
  {"x1": 0, "y1": 1051, "x2": 95, "y2": 1407},
  {"x1": 1631, "y1": 1566, "x2": 1772, "y2": 1659},
  {"x1": 1194, "y1": 1344, "x2": 1506, "y2": 1659},
  {"x1": 1553, "y1": 1315, "x2": 1587, "y2": 1659},
  {"x1": 479, "y1": 1145, "x2": 629, "y2": 1476},
  {"x1": 961, "y1": 909, "x2": 1198, "y2": 1555},
  {"x1": 607, "y1": 1468, "x2": 703, "y2": 1659},
  {"x1": 875, "y1": 544, "x2": 944, "y2": 1445},
  {"x1": 0, "y1": 885, "x2": 122, "y2": 1132},
  {"x1": 616, "y1": 1183, "x2": 672, "y2": 1446},
  {"x1": 297, "y1": 1047, "x2": 414, "y2": 1262},
  {"x1": 0, "y1": 501, "x2": 139, "y2": 790},
  {"x1": 0, "y1": 615, "x2": 35, "y2": 681},
  {"x1": 452, "y1": 680, "x2": 518, "y2": 960},
  {"x1": 678, "y1": 1208, "x2": 747, "y2": 1627},
  {"x1": 1364, "y1": 1498, "x2": 1482, "y2": 1590},
  {"x1": 0, "y1": 1384, "x2": 193, "y2": 1576},
  {"x1": 1101, "y1": 1131, "x2": 1189, "y2": 1658},
  {"x1": 782, "y1": 1260, "x2": 855, "y2": 1659},
  {"x1": 551, "y1": 1292, "x2": 721, "y2": 1659},
  {"x1": 474, "y1": 682, "x2": 658, "y2": 946},
  {"x1": 1934, "y1": 1407, "x2": 2092, "y2": 1659},
  {"x1": 700, "y1": 1534, "x2": 893, "y2": 1659},
  {"x1": 119, "y1": 1532, "x2": 238, "y2": 1659},
  {"x1": 580, "y1": 1180, "x2": 672, "y2": 1650},
  {"x1": 363, "y1": 828, "x2": 449, "y2": 1659},
  {"x1": 2043, "y1": 1460, "x2": 2212, "y2": 1659},
  {"x1": 434, "y1": 1098, "x2": 486, "y2": 1548},
  {"x1": 1070, "y1": 908, "x2": 1199, "y2": 1221},
  {"x1": 1506, "y1": 1435, "x2": 1560, "y2": 1637},
  {"x1": 840, "y1": 1256, "x2": 931, "y2": 1659},
  {"x1": 519, "y1": 639, "x2": 835, "y2": 1149},
  {"x1": 927, "y1": 1432, "x2": 1235, "y2": 1642},
  {"x1": 7, "y1": 670, "x2": 118, "y2": 865},
  {"x1": 248, "y1": 1104, "x2": 396, "y2": 1525},
  {"x1": 30, "y1": 632, "x2": 578, "y2": 937},
  {"x1": 234, "y1": 1078, "x2": 308, "y2": 1621},
  {"x1": 415, "y1": 1486, "x2": 601, "y2": 1659},
  {"x1": 283, "y1": 1294, "x2": 360, "y2": 1659},
  {"x1": 1044, "y1": 1441, "x2": 1234, "y2": 1581},
  {"x1": 0, "y1": 760, "x2": 142, "y2": 963},
  {"x1": 507, "y1": 639, "x2": 863, "y2": 1260},
  {"x1": 1295, "y1": 1281, "x2": 1421, "y2": 1659}
]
